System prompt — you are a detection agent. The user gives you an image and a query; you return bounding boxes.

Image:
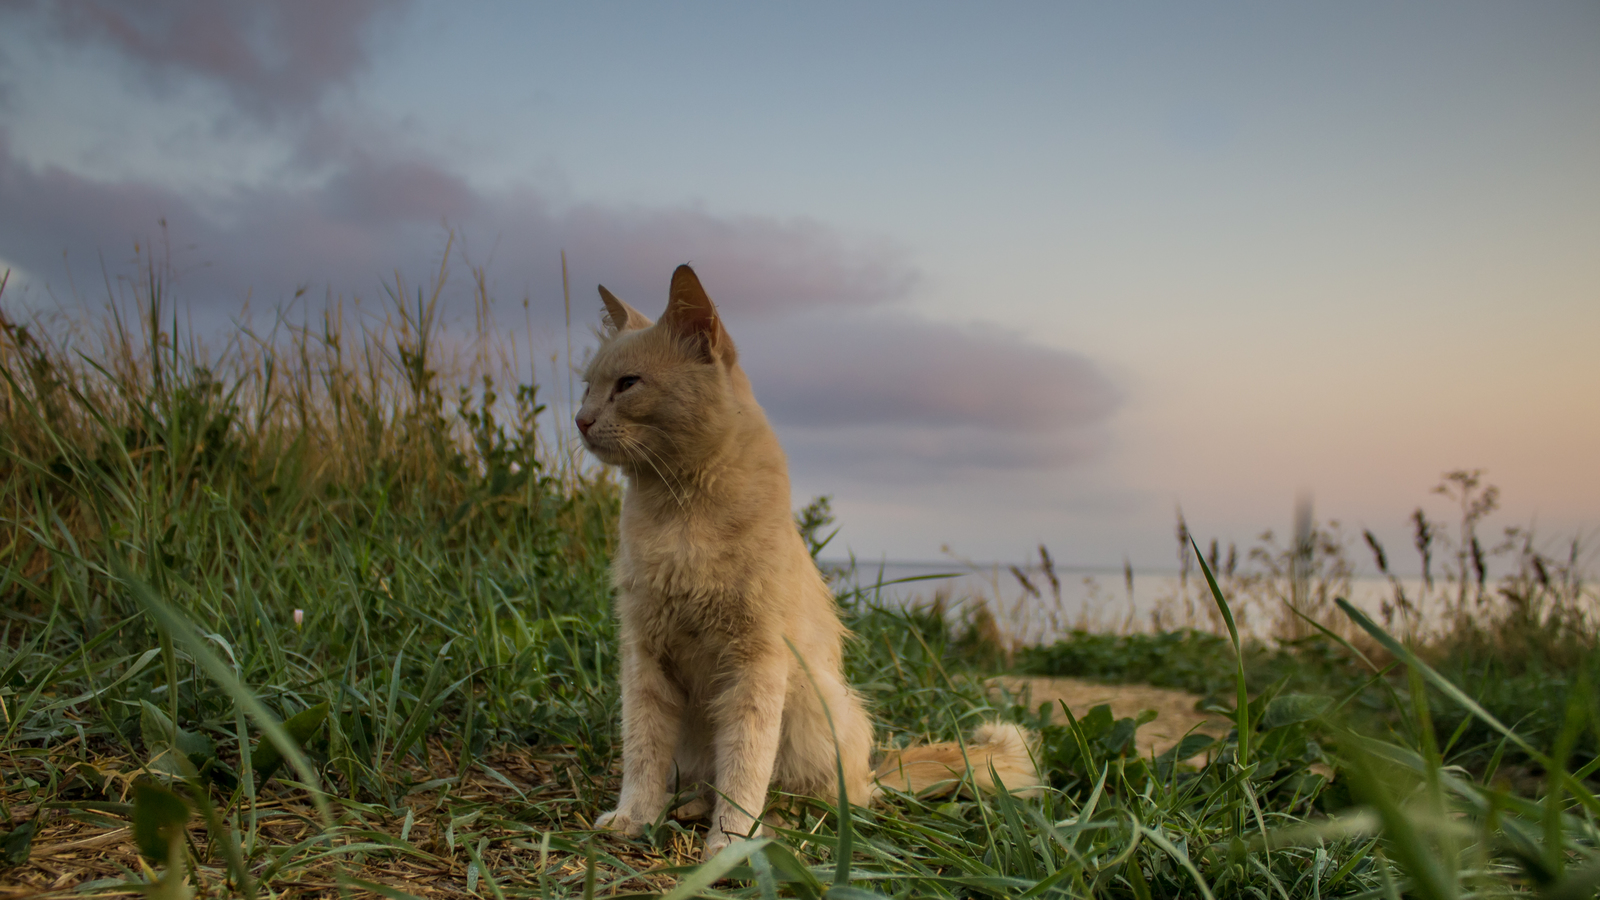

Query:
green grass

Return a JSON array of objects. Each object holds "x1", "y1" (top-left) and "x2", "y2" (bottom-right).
[
  {"x1": 3, "y1": 259, "x2": 1600, "y2": 898},
  {"x1": 1017, "y1": 579, "x2": 1600, "y2": 782}
]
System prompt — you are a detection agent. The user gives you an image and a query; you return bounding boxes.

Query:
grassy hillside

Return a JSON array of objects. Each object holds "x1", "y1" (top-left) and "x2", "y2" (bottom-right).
[{"x1": 2, "y1": 262, "x2": 1598, "y2": 898}]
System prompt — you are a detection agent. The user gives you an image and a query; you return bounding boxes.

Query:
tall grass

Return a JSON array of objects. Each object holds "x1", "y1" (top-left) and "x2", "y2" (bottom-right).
[
  {"x1": 1, "y1": 254, "x2": 625, "y2": 893},
  {"x1": 1020, "y1": 485, "x2": 1599, "y2": 779},
  {"x1": 2, "y1": 254, "x2": 1598, "y2": 898}
]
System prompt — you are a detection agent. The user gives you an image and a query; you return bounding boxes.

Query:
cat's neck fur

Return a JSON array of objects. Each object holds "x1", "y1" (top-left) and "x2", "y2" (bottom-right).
[{"x1": 624, "y1": 373, "x2": 778, "y2": 509}]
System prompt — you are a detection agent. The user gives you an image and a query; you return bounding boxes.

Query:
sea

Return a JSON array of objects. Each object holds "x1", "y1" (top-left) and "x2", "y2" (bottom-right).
[{"x1": 818, "y1": 559, "x2": 1445, "y2": 644}]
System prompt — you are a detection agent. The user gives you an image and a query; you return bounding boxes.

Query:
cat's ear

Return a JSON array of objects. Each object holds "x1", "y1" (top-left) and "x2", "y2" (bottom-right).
[
  {"x1": 660, "y1": 265, "x2": 736, "y2": 364},
  {"x1": 598, "y1": 285, "x2": 653, "y2": 335}
]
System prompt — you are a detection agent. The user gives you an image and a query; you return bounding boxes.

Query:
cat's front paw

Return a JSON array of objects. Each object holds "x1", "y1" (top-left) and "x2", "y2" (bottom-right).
[
  {"x1": 701, "y1": 829, "x2": 737, "y2": 861},
  {"x1": 593, "y1": 808, "x2": 645, "y2": 837},
  {"x1": 701, "y1": 823, "x2": 773, "y2": 862}
]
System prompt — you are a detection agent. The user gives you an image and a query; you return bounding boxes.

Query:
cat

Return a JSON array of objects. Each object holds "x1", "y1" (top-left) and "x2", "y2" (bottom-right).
[{"x1": 575, "y1": 264, "x2": 1039, "y2": 860}]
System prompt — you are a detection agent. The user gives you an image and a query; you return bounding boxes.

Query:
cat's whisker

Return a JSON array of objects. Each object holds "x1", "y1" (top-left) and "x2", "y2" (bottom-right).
[
  {"x1": 629, "y1": 421, "x2": 681, "y2": 445},
  {"x1": 621, "y1": 426, "x2": 692, "y2": 495},
  {"x1": 624, "y1": 423, "x2": 696, "y2": 500},
  {"x1": 619, "y1": 434, "x2": 689, "y2": 509},
  {"x1": 636, "y1": 456, "x2": 689, "y2": 511}
]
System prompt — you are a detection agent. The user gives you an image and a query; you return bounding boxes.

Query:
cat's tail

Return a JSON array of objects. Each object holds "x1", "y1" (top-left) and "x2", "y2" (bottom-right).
[{"x1": 873, "y1": 722, "x2": 1041, "y2": 799}]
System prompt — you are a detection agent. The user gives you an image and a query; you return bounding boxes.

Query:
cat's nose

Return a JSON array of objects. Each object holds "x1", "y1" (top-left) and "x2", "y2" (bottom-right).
[{"x1": 575, "y1": 413, "x2": 594, "y2": 436}]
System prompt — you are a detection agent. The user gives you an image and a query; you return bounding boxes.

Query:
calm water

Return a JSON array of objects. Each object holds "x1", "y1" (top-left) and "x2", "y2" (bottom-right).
[{"x1": 820, "y1": 559, "x2": 1440, "y2": 644}]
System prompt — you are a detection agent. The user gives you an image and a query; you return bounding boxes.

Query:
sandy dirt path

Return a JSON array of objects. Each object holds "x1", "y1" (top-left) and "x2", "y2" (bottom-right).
[{"x1": 990, "y1": 676, "x2": 1230, "y2": 760}]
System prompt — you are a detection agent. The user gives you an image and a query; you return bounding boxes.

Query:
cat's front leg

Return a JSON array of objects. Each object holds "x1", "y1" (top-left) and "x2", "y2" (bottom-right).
[
  {"x1": 703, "y1": 646, "x2": 788, "y2": 860},
  {"x1": 596, "y1": 638, "x2": 683, "y2": 836}
]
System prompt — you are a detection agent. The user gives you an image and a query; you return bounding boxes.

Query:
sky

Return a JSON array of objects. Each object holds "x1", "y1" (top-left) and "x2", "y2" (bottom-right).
[{"x1": 1, "y1": 1, "x2": 1596, "y2": 572}]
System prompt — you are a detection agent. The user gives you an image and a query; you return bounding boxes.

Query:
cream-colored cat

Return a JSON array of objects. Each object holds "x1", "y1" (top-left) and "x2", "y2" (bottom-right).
[{"x1": 576, "y1": 265, "x2": 1038, "y2": 860}]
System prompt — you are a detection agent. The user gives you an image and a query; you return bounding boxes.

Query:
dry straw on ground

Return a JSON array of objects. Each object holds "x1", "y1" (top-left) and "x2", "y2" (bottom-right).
[{"x1": 0, "y1": 741, "x2": 694, "y2": 899}]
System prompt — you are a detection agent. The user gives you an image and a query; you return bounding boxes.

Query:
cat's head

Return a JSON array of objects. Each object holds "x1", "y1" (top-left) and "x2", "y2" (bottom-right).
[{"x1": 575, "y1": 265, "x2": 748, "y2": 472}]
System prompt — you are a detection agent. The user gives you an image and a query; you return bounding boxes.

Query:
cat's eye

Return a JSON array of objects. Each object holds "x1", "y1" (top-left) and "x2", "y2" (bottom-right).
[{"x1": 615, "y1": 375, "x2": 641, "y2": 393}]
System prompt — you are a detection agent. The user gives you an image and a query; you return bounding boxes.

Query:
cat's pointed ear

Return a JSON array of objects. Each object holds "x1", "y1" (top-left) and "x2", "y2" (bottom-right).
[
  {"x1": 660, "y1": 265, "x2": 736, "y2": 364},
  {"x1": 598, "y1": 285, "x2": 653, "y2": 335}
]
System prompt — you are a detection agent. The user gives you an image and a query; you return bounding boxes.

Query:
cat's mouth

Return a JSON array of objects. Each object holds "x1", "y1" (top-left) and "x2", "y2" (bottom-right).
[{"x1": 579, "y1": 431, "x2": 630, "y2": 466}]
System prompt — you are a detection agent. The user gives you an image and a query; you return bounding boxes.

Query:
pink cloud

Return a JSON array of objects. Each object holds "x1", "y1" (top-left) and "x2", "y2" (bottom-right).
[
  {"x1": 736, "y1": 311, "x2": 1121, "y2": 476},
  {"x1": 35, "y1": 0, "x2": 403, "y2": 121},
  {"x1": 743, "y1": 313, "x2": 1117, "y2": 432},
  {"x1": 558, "y1": 203, "x2": 917, "y2": 315},
  {"x1": 322, "y1": 156, "x2": 480, "y2": 225}
]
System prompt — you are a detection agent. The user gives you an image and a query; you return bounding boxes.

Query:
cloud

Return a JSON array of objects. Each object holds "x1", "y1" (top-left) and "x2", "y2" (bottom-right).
[
  {"x1": 0, "y1": 1, "x2": 915, "y2": 319},
  {"x1": 0, "y1": 131, "x2": 916, "y2": 326},
  {"x1": 0, "y1": 3, "x2": 1103, "y2": 487},
  {"x1": 27, "y1": 0, "x2": 403, "y2": 122},
  {"x1": 0, "y1": 123, "x2": 1108, "y2": 481},
  {"x1": 558, "y1": 204, "x2": 918, "y2": 316},
  {"x1": 779, "y1": 422, "x2": 1112, "y2": 478},
  {"x1": 746, "y1": 314, "x2": 1117, "y2": 431},
  {"x1": 0, "y1": 38, "x2": 13, "y2": 112},
  {"x1": 322, "y1": 155, "x2": 480, "y2": 225},
  {"x1": 739, "y1": 312, "x2": 1121, "y2": 478}
]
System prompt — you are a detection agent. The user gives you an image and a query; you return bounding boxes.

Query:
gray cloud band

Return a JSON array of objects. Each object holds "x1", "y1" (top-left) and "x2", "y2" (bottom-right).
[
  {"x1": 739, "y1": 313, "x2": 1119, "y2": 477},
  {"x1": 26, "y1": 0, "x2": 403, "y2": 123},
  {"x1": 0, "y1": 130, "x2": 915, "y2": 324},
  {"x1": 0, "y1": 130, "x2": 1117, "y2": 476},
  {"x1": 0, "y1": 0, "x2": 1117, "y2": 480},
  {"x1": 741, "y1": 314, "x2": 1118, "y2": 431}
]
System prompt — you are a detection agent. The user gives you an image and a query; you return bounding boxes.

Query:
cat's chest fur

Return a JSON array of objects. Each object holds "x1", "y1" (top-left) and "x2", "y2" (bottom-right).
[{"x1": 612, "y1": 493, "x2": 780, "y2": 659}]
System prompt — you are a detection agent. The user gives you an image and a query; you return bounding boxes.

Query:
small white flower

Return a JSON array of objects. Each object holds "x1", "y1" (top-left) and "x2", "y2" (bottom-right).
[{"x1": 293, "y1": 609, "x2": 304, "y2": 627}]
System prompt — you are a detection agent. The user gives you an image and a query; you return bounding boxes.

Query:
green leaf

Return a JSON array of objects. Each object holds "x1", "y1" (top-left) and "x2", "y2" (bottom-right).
[
  {"x1": 1335, "y1": 598, "x2": 1600, "y2": 820},
  {"x1": 749, "y1": 846, "x2": 780, "y2": 900},
  {"x1": 1543, "y1": 860, "x2": 1600, "y2": 900},
  {"x1": 1157, "y1": 733, "x2": 1219, "y2": 773},
  {"x1": 140, "y1": 700, "x2": 214, "y2": 773},
  {"x1": 760, "y1": 843, "x2": 823, "y2": 900},
  {"x1": 250, "y1": 700, "x2": 329, "y2": 783},
  {"x1": 0, "y1": 820, "x2": 36, "y2": 867},
  {"x1": 826, "y1": 887, "x2": 893, "y2": 899},
  {"x1": 174, "y1": 727, "x2": 213, "y2": 762},
  {"x1": 132, "y1": 781, "x2": 190, "y2": 863},
  {"x1": 1192, "y1": 535, "x2": 1250, "y2": 767},
  {"x1": 1262, "y1": 693, "x2": 1330, "y2": 731},
  {"x1": 338, "y1": 876, "x2": 429, "y2": 900},
  {"x1": 119, "y1": 567, "x2": 333, "y2": 829},
  {"x1": 1139, "y1": 824, "x2": 1218, "y2": 900},
  {"x1": 1079, "y1": 704, "x2": 1114, "y2": 738},
  {"x1": 658, "y1": 838, "x2": 772, "y2": 900},
  {"x1": 140, "y1": 700, "x2": 175, "y2": 754},
  {"x1": 1102, "y1": 717, "x2": 1139, "y2": 756}
]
